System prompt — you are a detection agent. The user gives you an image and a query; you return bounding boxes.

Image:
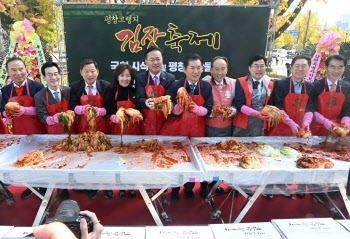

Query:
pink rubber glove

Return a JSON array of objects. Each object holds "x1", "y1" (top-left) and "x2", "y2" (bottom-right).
[
  {"x1": 341, "y1": 116, "x2": 350, "y2": 129},
  {"x1": 314, "y1": 112, "x2": 336, "y2": 133},
  {"x1": 282, "y1": 110, "x2": 300, "y2": 137},
  {"x1": 16, "y1": 106, "x2": 36, "y2": 116},
  {"x1": 46, "y1": 113, "x2": 60, "y2": 126},
  {"x1": 2, "y1": 117, "x2": 9, "y2": 125},
  {"x1": 301, "y1": 112, "x2": 314, "y2": 130},
  {"x1": 173, "y1": 104, "x2": 183, "y2": 115},
  {"x1": 110, "y1": 115, "x2": 118, "y2": 124},
  {"x1": 95, "y1": 107, "x2": 106, "y2": 117},
  {"x1": 190, "y1": 103, "x2": 208, "y2": 116},
  {"x1": 74, "y1": 105, "x2": 89, "y2": 115},
  {"x1": 2, "y1": 111, "x2": 7, "y2": 118},
  {"x1": 240, "y1": 105, "x2": 269, "y2": 120}
]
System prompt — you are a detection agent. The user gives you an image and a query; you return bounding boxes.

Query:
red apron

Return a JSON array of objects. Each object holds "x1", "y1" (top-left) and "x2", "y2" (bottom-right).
[
  {"x1": 45, "y1": 88, "x2": 77, "y2": 134},
  {"x1": 233, "y1": 75, "x2": 273, "y2": 129},
  {"x1": 78, "y1": 90, "x2": 111, "y2": 134},
  {"x1": 310, "y1": 79, "x2": 345, "y2": 136},
  {"x1": 205, "y1": 76, "x2": 235, "y2": 128},
  {"x1": 9, "y1": 82, "x2": 46, "y2": 135},
  {"x1": 160, "y1": 79, "x2": 206, "y2": 137},
  {"x1": 0, "y1": 117, "x2": 8, "y2": 134},
  {"x1": 111, "y1": 86, "x2": 141, "y2": 135},
  {"x1": 266, "y1": 78, "x2": 309, "y2": 136},
  {"x1": 141, "y1": 72, "x2": 166, "y2": 135}
]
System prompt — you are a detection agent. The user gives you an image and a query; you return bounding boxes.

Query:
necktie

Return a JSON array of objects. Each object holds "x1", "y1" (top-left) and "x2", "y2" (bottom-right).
[
  {"x1": 189, "y1": 84, "x2": 196, "y2": 94},
  {"x1": 253, "y1": 80, "x2": 259, "y2": 90},
  {"x1": 53, "y1": 91, "x2": 60, "y2": 103},
  {"x1": 88, "y1": 85, "x2": 93, "y2": 95},
  {"x1": 154, "y1": 75, "x2": 158, "y2": 86},
  {"x1": 330, "y1": 83, "x2": 336, "y2": 93}
]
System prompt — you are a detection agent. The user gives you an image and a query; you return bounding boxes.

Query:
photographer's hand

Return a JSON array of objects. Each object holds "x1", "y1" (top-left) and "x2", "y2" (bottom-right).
[
  {"x1": 80, "y1": 210, "x2": 104, "y2": 239},
  {"x1": 33, "y1": 222, "x2": 76, "y2": 239}
]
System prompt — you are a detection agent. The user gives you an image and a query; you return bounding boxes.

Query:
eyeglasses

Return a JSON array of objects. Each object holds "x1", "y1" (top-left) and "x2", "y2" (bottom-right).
[
  {"x1": 252, "y1": 65, "x2": 265, "y2": 70},
  {"x1": 328, "y1": 66, "x2": 345, "y2": 71},
  {"x1": 46, "y1": 73, "x2": 60, "y2": 78}
]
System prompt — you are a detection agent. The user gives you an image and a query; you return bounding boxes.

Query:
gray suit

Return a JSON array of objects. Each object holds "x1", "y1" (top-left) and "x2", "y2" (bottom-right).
[{"x1": 34, "y1": 86, "x2": 71, "y2": 125}]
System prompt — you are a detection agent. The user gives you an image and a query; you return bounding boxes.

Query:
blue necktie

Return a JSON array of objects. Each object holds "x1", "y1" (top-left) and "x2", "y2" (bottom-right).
[{"x1": 189, "y1": 84, "x2": 196, "y2": 94}]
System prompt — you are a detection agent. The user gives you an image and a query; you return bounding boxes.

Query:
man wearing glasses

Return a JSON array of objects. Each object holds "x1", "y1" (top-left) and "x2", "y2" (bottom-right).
[
  {"x1": 34, "y1": 62, "x2": 73, "y2": 199},
  {"x1": 233, "y1": 54, "x2": 273, "y2": 136},
  {"x1": 135, "y1": 46, "x2": 175, "y2": 135}
]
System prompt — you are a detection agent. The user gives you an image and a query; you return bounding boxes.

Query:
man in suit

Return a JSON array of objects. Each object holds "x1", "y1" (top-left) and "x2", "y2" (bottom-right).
[
  {"x1": 34, "y1": 62, "x2": 72, "y2": 200},
  {"x1": 233, "y1": 54, "x2": 273, "y2": 137},
  {"x1": 135, "y1": 46, "x2": 175, "y2": 135},
  {"x1": 69, "y1": 59, "x2": 112, "y2": 200},
  {"x1": 1, "y1": 57, "x2": 45, "y2": 199}
]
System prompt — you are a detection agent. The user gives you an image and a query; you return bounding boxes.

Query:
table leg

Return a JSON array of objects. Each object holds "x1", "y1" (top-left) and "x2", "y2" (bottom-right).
[
  {"x1": 139, "y1": 187, "x2": 164, "y2": 226},
  {"x1": 338, "y1": 183, "x2": 350, "y2": 218},
  {"x1": 233, "y1": 184, "x2": 266, "y2": 223},
  {"x1": 32, "y1": 186, "x2": 54, "y2": 227}
]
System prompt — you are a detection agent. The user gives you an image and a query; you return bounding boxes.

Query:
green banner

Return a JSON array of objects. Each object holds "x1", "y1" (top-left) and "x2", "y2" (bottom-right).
[{"x1": 63, "y1": 4, "x2": 270, "y2": 83}]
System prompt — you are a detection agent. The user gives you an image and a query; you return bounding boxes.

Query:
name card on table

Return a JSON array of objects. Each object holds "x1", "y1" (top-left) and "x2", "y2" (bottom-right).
[
  {"x1": 210, "y1": 222, "x2": 281, "y2": 239},
  {"x1": 101, "y1": 227, "x2": 145, "y2": 239},
  {"x1": 337, "y1": 220, "x2": 350, "y2": 232},
  {"x1": 146, "y1": 226, "x2": 214, "y2": 239},
  {"x1": 0, "y1": 226, "x2": 14, "y2": 238},
  {"x1": 271, "y1": 218, "x2": 350, "y2": 239},
  {"x1": 3, "y1": 227, "x2": 33, "y2": 238}
]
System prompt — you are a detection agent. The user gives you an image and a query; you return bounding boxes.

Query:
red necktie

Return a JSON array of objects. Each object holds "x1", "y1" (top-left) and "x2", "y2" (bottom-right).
[
  {"x1": 88, "y1": 85, "x2": 93, "y2": 95},
  {"x1": 154, "y1": 75, "x2": 158, "y2": 86},
  {"x1": 330, "y1": 83, "x2": 336, "y2": 93}
]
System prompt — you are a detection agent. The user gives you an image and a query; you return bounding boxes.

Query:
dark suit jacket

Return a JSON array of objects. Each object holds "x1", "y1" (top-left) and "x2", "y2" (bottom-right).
[
  {"x1": 234, "y1": 76, "x2": 273, "y2": 112},
  {"x1": 69, "y1": 79, "x2": 110, "y2": 111},
  {"x1": 105, "y1": 84, "x2": 142, "y2": 116},
  {"x1": 1, "y1": 79, "x2": 45, "y2": 117},
  {"x1": 165, "y1": 78, "x2": 213, "y2": 117},
  {"x1": 135, "y1": 70, "x2": 175, "y2": 109},
  {"x1": 272, "y1": 77, "x2": 314, "y2": 113},
  {"x1": 313, "y1": 77, "x2": 350, "y2": 118},
  {"x1": 34, "y1": 86, "x2": 71, "y2": 124}
]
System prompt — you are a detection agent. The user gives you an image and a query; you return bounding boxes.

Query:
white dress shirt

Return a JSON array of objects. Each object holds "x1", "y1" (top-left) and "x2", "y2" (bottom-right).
[{"x1": 85, "y1": 81, "x2": 97, "y2": 95}]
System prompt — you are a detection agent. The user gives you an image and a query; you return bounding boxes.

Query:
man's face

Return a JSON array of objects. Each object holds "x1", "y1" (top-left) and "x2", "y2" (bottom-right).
[
  {"x1": 326, "y1": 59, "x2": 345, "y2": 82},
  {"x1": 43, "y1": 66, "x2": 60, "y2": 90},
  {"x1": 6, "y1": 60, "x2": 27, "y2": 86},
  {"x1": 248, "y1": 59, "x2": 266, "y2": 81},
  {"x1": 210, "y1": 59, "x2": 228, "y2": 83},
  {"x1": 184, "y1": 59, "x2": 202, "y2": 84},
  {"x1": 291, "y1": 59, "x2": 309, "y2": 83},
  {"x1": 80, "y1": 64, "x2": 99, "y2": 85},
  {"x1": 145, "y1": 50, "x2": 163, "y2": 75}
]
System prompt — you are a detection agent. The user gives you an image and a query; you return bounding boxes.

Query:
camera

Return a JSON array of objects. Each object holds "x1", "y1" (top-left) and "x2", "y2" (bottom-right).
[{"x1": 46, "y1": 200, "x2": 93, "y2": 239}]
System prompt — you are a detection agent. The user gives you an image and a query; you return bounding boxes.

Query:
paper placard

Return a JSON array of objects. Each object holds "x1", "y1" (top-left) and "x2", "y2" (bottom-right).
[
  {"x1": 3, "y1": 227, "x2": 33, "y2": 238},
  {"x1": 101, "y1": 227, "x2": 145, "y2": 239},
  {"x1": 336, "y1": 220, "x2": 350, "y2": 232},
  {"x1": 0, "y1": 226, "x2": 14, "y2": 238},
  {"x1": 146, "y1": 226, "x2": 214, "y2": 239},
  {"x1": 210, "y1": 222, "x2": 281, "y2": 239},
  {"x1": 272, "y1": 218, "x2": 350, "y2": 239}
]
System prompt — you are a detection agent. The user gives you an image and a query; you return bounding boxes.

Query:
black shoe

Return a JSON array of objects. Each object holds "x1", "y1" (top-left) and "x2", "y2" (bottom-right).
[
  {"x1": 199, "y1": 187, "x2": 207, "y2": 198},
  {"x1": 119, "y1": 190, "x2": 126, "y2": 199},
  {"x1": 20, "y1": 188, "x2": 33, "y2": 199},
  {"x1": 328, "y1": 191, "x2": 339, "y2": 200},
  {"x1": 296, "y1": 192, "x2": 305, "y2": 199},
  {"x1": 215, "y1": 186, "x2": 225, "y2": 194},
  {"x1": 232, "y1": 189, "x2": 240, "y2": 197},
  {"x1": 60, "y1": 189, "x2": 69, "y2": 200},
  {"x1": 184, "y1": 190, "x2": 194, "y2": 200},
  {"x1": 171, "y1": 190, "x2": 180, "y2": 201},
  {"x1": 104, "y1": 190, "x2": 113, "y2": 199},
  {"x1": 129, "y1": 190, "x2": 136, "y2": 198},
  {"x1": 87, "y1": 190, "x2": 99, "y2": 200},
  {"x1": 263, "y1": 194, "x2": 274, "y2": 199}
]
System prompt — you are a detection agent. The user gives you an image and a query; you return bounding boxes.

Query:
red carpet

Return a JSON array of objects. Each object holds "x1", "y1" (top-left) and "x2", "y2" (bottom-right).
[{"x1": 0, "y1": 183, "x2": 348, "y2": 226}]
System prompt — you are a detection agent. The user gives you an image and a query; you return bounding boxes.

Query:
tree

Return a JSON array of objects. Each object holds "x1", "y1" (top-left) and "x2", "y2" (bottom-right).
[{"x1": 0, "y1": 0, "x2": 56, "y2": 47}]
